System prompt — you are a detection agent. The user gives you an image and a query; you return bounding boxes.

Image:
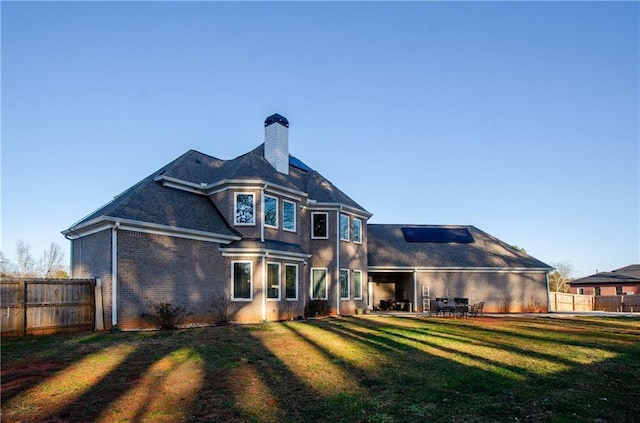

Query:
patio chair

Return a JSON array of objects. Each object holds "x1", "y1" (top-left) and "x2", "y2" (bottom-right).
[
  {"x1": 454, "y1": 298, "x2": 469, "y2": 318},
  {"x1": 469, "y1": 301, "x2": 484, "y2": 317},
  {"x1": 435, "y1": 298, "x2": 452, "y2": 317}
]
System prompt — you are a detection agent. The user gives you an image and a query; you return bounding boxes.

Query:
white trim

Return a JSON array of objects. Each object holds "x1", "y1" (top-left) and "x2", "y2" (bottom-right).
[
  {"x1": 311, "y1": 267, "x2": 328, "y2": 300},
  {"x1": 154, "y1": 175, "x2": 208, "y2": 195},
  {"x1": 305, "y1": 201, "x2": 372, "y2": 219},
  {"x1": 340, "y1": 268, "x2": 350, "y2": 300},
  {"x1": 368, "y1": 266, "x2": 552, "y2": 273},
  {"x1": 353, "y1": 270, "x2": 363, "y2": 300},
  {"x1": 285, "y1": 263, "x2": 298, "y2": 301},
  {"x1": 234, "y1": 192, "x2": 256, "y2": 226},
  {"x1": 336, "y1": 209, "x2": 340, "y2": 315},
  {"x1": 111, "y1": 224, "x2": 119, "y2": 327},
  {"x1": 207, "y1": 179, "x2": 307, "y2": 200},
  {"x1": 282, "y1": 199, "x2": 297, "y2": 233},
  {"x1": 266, "y1": 261, "x2": 281, "y2": 301},
  {"x1": 220, "y1": 248, "x2": 310, "y2": 261},
  {"x1": 264, "y1": 194, "x2": 279, "y2": 229},
  {"x1": 63, "y1": 217, "x2": 240, "y2": 243},
  {"x1": 231, "y1": 260, "x2": 253, "y2": 301},
  {"x1": 339, "y1": 214, "x2": 350, "y2": 242},
  {"x1": 311, "y1": 212, "x2": 329, "y2": 239}
]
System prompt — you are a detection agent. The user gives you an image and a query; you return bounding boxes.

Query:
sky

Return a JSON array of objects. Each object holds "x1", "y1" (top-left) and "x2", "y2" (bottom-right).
[{"x1": 2, "y1": 1, "x2": 638, "y2": 278}]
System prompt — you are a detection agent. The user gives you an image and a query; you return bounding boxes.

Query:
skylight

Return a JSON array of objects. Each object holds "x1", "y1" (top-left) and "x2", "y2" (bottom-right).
[{"x1": 401, "y1": 227, "x2": 474, "y2": 243}]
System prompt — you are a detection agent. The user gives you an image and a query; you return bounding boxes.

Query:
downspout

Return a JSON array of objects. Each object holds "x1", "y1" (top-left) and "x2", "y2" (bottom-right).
[
  {"x1": 260, "y1": 185, "x2": 267, "y2": 243},
  {"x1": 261, "y1": 254, "x2": 267, "y2": 321},
  {"x1": 112, "y1": 222, "x2": 120, "y2": 327},
  {"x1": 413, "y1": 268, "x2": 418, "y2": 313},
  {"x1": 545, "y1": 271, "x2": 552, "y2": 313},
  {"x1": 336, "y1": 208, "x2": 341, "y2": 316}
]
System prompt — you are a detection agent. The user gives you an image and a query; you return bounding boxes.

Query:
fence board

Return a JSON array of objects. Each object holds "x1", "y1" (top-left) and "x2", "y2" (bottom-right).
[
  {"x1": 550, "y1": 292, "x2": 640, "y2": 313},
  {"x1": 1, "y1": 278, "x2": 95, "y2": 336}
]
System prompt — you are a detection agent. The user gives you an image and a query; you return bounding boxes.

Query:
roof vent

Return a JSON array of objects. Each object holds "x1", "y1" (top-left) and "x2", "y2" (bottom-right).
[{"x1": 264, "y1": 113, "x2": 289, "y2": 175}]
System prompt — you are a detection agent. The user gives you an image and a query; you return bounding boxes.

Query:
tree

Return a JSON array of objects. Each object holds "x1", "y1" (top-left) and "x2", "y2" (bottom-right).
[
  {"x1": 549, "y1": 261, "x2": 574, "y2": 293},
  {"x1": 39, "y1": 242, "x2": 66, "y2": 278},
  {"x1": 0, "y1": 251, "x2": 15, "y2": 276},
  {"x1": 15, "y1": 240, "x2": 37, "y2": 277}
]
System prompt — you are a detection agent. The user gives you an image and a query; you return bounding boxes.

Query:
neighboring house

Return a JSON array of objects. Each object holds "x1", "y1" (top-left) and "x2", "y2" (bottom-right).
[
  {"x1": 569, "y1": 265, "x2": 640, "y2": 296},
  {"x1": 63, "y1": 114, "x2": 552, "y2": 329}
]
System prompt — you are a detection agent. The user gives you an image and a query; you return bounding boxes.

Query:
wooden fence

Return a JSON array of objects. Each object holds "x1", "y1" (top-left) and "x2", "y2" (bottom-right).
[
  {"x1": 1, "y1": 278, "x2": 95, "y2": 336},
  {"x1": 549, "y1": 292, "x2": 640, "y2": 313}
]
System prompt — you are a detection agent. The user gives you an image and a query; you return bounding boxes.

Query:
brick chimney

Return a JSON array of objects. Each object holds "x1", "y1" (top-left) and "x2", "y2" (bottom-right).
[{"x1": 264, "y1": 113, "x2": 289, "y2": 175}]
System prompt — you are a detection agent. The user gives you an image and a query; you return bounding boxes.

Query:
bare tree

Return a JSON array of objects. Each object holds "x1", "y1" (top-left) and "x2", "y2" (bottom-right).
[
  {"x1": 0, "y1": 251, "x2": 15, "y2": 276},
  {"x1": 549, "y1": 261, "x2": 575, "y2": 293},
  {"x1": 15, "y1": 240, "x2": 37, "y2": 277},
  {"x1": 39, "y1": 242, "x2": 66, "y2": 278}
]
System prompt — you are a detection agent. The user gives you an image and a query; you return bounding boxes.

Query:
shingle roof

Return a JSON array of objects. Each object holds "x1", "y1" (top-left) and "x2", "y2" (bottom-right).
[
  {"x1": 367, "y1": 224, "x2": 552, "y2": 270},
  {"x1": 65, "y1": 144, "x2": 370, "y2": 238},
  {"x1": 570, "y1": 264, "x2": 640, "y2": 285}
]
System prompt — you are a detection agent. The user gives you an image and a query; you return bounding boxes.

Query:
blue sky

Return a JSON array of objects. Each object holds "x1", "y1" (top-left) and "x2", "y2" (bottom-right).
[{"x1": 2, "y1": 1, "x2": 638, "y2": 278}]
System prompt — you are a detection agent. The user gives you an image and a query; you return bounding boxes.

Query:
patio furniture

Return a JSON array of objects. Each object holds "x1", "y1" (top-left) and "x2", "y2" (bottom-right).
[
  {"x1": 469, "y1": 301, "x2": 484, "y2": 317},
  {"x1": 454, "y1": 298, "x2": 469, "y2": 318},
  {"x1": 435, "y1": 298, "x2": 454, "y2": 317}
]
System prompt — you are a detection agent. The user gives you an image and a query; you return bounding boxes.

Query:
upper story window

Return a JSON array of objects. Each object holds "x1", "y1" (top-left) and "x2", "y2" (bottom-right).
[
  {"x1": 312, "y1": 212, "x2": 328, "y2": 239},
  {"x1": 235, "y1": 193, "x2": 255, "y2": 225},
  {"x1": 283, "y1": 200, "x2": 296, "y2": 232},
  {"x1": 353, "y1": 218, "x2": 362, "y2": 244},
  {"x1": 339, "y1": 214, "x2": 350, "y2": 241},
  {"x1": 616, "y1": 286, "x2": 623, "y2": 295},
  {"x1": 595, "y1": 287, "x2": 601, "y2": 296},
  {"x1": 264, "y1": 195, "x2": 278, "y2": 228}
]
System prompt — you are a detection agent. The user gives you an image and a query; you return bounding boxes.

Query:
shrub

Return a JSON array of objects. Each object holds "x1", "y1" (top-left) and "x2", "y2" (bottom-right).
[
  {"x1": 497, "y1": 295, "x2": 514, "y2": 313},
  {"x1": 305, "y1": 299, "x2": 330, "y2": 317},
  {"x1": 211, "y1": 289, "x2": 231, "y2": 324},
  {"x1": 148, "y1": 302, "x2": 190, "y2": 330}
]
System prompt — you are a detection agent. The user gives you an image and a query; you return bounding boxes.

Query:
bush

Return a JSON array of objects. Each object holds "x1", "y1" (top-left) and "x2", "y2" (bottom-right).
[
  {"x1": 305, "y1": 300, "x2": 330, "y2": 317},
  {"x1": 148, "y1": 302, "x2": 190, "y2": 330},
  {"x1": 211, "y1": 290, "x2": 231, "y2": 324}
]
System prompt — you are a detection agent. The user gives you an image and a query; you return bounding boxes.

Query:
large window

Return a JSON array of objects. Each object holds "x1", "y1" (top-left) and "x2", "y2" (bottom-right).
[
  {"x1": 235, "y1": 193, "x2": 255, "y2": 225},
  {"x1": 311, "y1": 268, "x2": 328, "y2": 299},
  {"x1": 353, "y1": 270, "x2": 363, "y2": 300},
  {"x1": 312, "y1": 213, "x2": 328, "y2": 239},
  {"x1": 264, "y1": 195, "x2": 278, "y2": 228},
  {"x1": 353, "y1": 218, "x2": 362, "y2": 244},
  {"x1": 340, "y1": 214, "x2": 350, "y2": 241},
  {"x1": 267, "y1": 262, "x2": 280, "y2": 299},
  {"x1": 283, "y1": 200, "x2": 296, "y2": 232},
  {"x1": 232, "y1": 261, "x2": 252, "y2": 300},
  {"x1": 340, "y1": 269, "x2": 350, "y2": 299},
  {"x1": 285, "y1": 264, "x2": 298, "y2": 300}
]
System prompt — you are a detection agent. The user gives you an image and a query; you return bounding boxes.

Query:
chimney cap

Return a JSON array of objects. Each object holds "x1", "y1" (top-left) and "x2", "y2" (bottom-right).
[{"x1": 265, "y1": 113, "x2": 289, "y2": 128}]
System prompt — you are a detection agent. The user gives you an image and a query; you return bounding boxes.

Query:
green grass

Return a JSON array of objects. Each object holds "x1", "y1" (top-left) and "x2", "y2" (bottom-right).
[{"x1": 2, "y1": 315, "x2": 639, "y2": 422}]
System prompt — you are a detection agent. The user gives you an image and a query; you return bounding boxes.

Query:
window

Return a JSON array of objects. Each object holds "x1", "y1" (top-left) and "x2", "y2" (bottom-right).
[
  {"x1": 353, "y1": 270, "x2": 363, "y2": 299},
  {"x1": 312, "y1": 213, "x2": 328, "y2": 239},
  {"x1": 353, "y1": 218, "x2": 362, "y2": 244},
  {"x1": 311, "y1": 268, "x2": 328, "y2": 299},
  {"x1": 264, "y1": 195, "x2": 278, "y2": 228},
  {"x1": 232, "y1": 261, "x2": 252, "y2": 300},
  {"x1": 577, "y1": 288, "x2": 585, "y2": 295},
  {"x1": 267, "y1": 262, "x2": 280, "y2": 299},
  {"x1": 595, "y1": 287, "x2": 601, "y2": 296},
  {"x1": 616, "y1": 286, "x2": 623, "y2": 295},
  {"x1": 235, "y1": 193, "x2": 255, "y2": 225},
  {"x1": 340, "y1": 269, "x2": 349, "y2": 299},
  {"x1": 283, "y1": 200, "x2": 296, "y2": 232},
  {"x1": 285, "y1": 264, "x2": 298, "y2": 300},
  {"x1": 340, "y1": 214, "x2": 350, "y2": 241}
]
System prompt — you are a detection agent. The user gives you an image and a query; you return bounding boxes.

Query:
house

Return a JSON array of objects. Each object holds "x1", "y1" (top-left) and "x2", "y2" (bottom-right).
[
  {"x1": 63, "y1": 114, "x2": 552, "y2": 329},
  {"x1": 569, "y1": 265, "x2": 640, "y2": 296}
]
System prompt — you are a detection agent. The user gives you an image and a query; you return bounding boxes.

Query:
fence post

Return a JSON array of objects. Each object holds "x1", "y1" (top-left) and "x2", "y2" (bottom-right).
[
  {"x1": 18, "y1": 280, "x2": 26, "y2": 336},
  {"x1": 95, "y1": 278, "x2": 104, "y2": 331}
]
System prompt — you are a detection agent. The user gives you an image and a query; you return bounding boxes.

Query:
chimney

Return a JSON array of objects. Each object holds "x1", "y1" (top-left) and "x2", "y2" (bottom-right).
[{"x1": 264, "y1": 113, "x2": 289, "y2": 175}]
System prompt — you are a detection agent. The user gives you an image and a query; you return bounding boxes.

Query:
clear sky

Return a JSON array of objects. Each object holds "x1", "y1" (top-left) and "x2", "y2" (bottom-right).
[{"x1": 2, "y1": 1, "x2": 638, "y2": 278}]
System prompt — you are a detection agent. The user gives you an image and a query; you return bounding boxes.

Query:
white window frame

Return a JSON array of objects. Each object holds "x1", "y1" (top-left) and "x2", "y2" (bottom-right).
[
  {"x1": 353, "y1": 270, "x2": 363, "y2": 300},
  {"x1": 340, "y1": 268, "x2": 350, "y2": 299},
  {"x1": 231, "y1": 260, "x2": 253, "y2": 301},
  {"x1": 339, "y1": 214, "x2": 350, "y2": 241},
  {"x1": 353, "y1": 218, "x2": 362, "y2": 244},
  {"x1": 267, "y1": 261, "x2": 281, "y2": 300},
  {"x1": 234, "y1": 192, "x2": 255, "y2": 226},
  {"x1": 285, "y1": 263, "x2": 298, "y2": 300},
  {"x1": 283, "y1": 199, "x2": 297, "y2": 232},
  {"x1": 264, "y1": 195, "x2": 278, "y2": 229},
  {"x1": 311, "y1": 212, "x2": 329, "y2": 239},
  {"x1": 311, "y1": 268, "x2": 328, "y2": 300}
]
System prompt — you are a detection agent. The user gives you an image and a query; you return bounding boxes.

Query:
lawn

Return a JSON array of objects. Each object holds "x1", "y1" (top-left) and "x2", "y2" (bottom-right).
[{"x1": 2, "y1": 315, "x2": 639, "y2": 423}]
